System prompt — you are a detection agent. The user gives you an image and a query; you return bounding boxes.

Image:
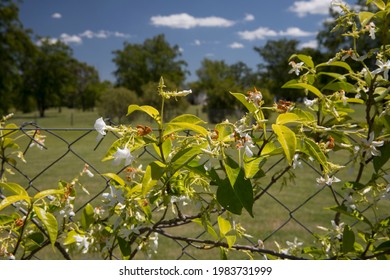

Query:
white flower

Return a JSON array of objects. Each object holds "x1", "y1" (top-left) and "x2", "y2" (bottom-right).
[
  {"x1": 163, "y1": 89, "x2": 192, "y2": 99},
  {"x1": 113, "y1": 147, "x2": 134, "y2": 166},
  {"x1": 361, "y1": 132, "x2": 384, "y2": 157},
  {"x1": 331, "y1": 220, "x2": 344, "y2": 239},
  {"x1": 303, "y1": 97, "x2": 317, "y2": 108},
  {"x1": 102, "y1": 185, "x2": 125, "y2": 206},
  {"x1": 286, "y1": 237, "x2": 303, "y2": 249},
  {"x1": 81, "y1": 164, "x2": 94, "y2": 177},
  {"x1": 368, "y1": 22, "x2": 376, "y2": 40},
  {"x1": 371, "y1": 59, "x2": 390, "y2": 80},
  {"x1": 292, "y1": 154, "x2": 302, "y2": 169},
  {"x1": 243, "y1": 134, "x2": 256, "y2": 157},
  {"x1": 94, "y1": 117, "x2": 109, "y2": 141},
  {"x1": 316, "y1": 175, "x2": 341, "y2": 186},
  {"x1": 73, "y1": 234, "x2": 90, "y2": 254},
  {"x1": 288, "y1": 61, "x2": 304, "y2": 76}
]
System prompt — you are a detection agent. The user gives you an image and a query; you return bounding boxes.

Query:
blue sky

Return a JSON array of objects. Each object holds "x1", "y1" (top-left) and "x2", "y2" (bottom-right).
[{"x1": 19, "y1": 0, "x2": 352, "y2": 82}]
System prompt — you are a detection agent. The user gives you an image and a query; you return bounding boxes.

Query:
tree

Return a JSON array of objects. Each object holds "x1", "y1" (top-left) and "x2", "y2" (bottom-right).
[
  {"x1": 0, "y1": 0, "x2": 36, "y2": 115},
  {"x1": 193, "y1": 59, "x2": 262, "y2": 123},
  {"x1": 97, "y1": 87, "x2": 139, "y2": 122},
  {"x1": 22, "y1": 39, "x2": 75, "y2": 117},
  {"x1": 112, "y1": 34, "x2": 188, "y2": 96},
  {"x1": 66, "y1": 60, "x2": 101, "y2": 111},
  {"x1": 254, "y1": 39, "x2": 301, "y2": 100}
]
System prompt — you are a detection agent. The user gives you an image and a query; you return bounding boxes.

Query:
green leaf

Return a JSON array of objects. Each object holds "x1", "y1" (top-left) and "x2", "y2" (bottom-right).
[
  {"x1": 117, "y1": 236, "x2": 131, "y2": 260},
  {"x1": 81, "y1": 203, "x2": 95, "y2": 229},
  {"x1": 276, "y1": 113, "x2": 301, "y2": 125},
  {"x1": 317, "y1": 61, "x2": 352, "y2": 72},
  {"x1": 142, "y1": 161, "x2": 165, "y2": 195},
  {"x1": 222, "y1": 157, "x2": 254, "y2": 216},
  {"x1": 33, "y1": 206, "x2": 58, "y2": 248},
  {"x1": 329, "y1": 205, "x2": 373, "y2": 228},
  {"x1": 2, "y1": 138, "x2": 19, "y2": 149},
  {"x1": 0, "y1": 195, "x2": 31, "y2": 211},
  {"x1": 359, "y1": 11, "x2": 375, "y2": 26},
  {"x1": 282, "y1": 82, "x2": 323, "y2": 98},
  {"x1": 342, "y1": 225, "x2": 355, "y2": 253},
  {"x1": 103, "y1": 173, "x2": 126, "y2": 187},
  {"x1": 343, "y1": 181, "x2": 366, "y2": 191},
  {"x1": 231, "y1": 92, "x2": 257, "y2": 112},
  {"x1": 215, "y1": 123, "x2": 235, "y2": 142},
  {"x1": 272, "y1": 124, "x2": 296, "y2": 165},
  {"x1": 0, "y1": 182, "x2": 28, "y2": 197},
  {"x1": 302, "y1": 137, "x2": 329, "y2": 173},
  {"x1": 0, "y1": 215, "x2": 15, "y2": 225},
  {"x1": 33, "y1": 189, "x2": 64, "y2": 201},
  {"x1": 127, "y1": 105, "x2": 161, "y2": 124},
  {"x1": 322, "y1": 81, "x2": 356, "y2": 93},
  {"x1": 317, "y1": 72, "x2": 346, "y2": 81},
  {"x1": 373, "y1": 144, "x2": 390, "y2": 172},
  {"x1": 164, "y1": 114, "x2": 208, "y2": 137},
  {"x1": 171, "y1": 146, "x2": 202, "y2": 170},
  {"x1": 218, "y1": 216, "x2": 232, "y2": 237},
  {"x1": 216, "y1": 178, "x2": 243, "y2": 215}
]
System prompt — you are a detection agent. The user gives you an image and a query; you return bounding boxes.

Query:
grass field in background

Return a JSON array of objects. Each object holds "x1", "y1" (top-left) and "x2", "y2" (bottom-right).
[{"x1": 3, "y1": 104, "x2": 389, "y2": 259}]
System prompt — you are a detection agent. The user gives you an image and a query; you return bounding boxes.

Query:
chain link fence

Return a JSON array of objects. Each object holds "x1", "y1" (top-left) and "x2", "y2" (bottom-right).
[{"x1": 0, "y1": 122, "x2": 387, "y2": 259}]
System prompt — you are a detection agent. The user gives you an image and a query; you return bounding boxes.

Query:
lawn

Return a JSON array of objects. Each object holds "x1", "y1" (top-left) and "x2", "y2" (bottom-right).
[{"x1": 2, "y1": 105, "x2": 389, "y2": 259}]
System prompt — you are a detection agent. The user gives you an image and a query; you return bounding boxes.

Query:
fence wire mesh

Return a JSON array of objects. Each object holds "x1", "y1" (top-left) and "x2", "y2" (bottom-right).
[{"x1": 0, "y1": 122, "x2": 387, "y2": 260}]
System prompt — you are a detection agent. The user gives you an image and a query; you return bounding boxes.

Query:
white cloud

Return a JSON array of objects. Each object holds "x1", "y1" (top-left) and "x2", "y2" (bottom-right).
[
  {"x1": 194, "y1": 39, "x2": 202, "y2": 46},
  {"x1": 229, "y1": 42, "x2": 245, "y2": 49},
  {"x1": 238, "y1": 27, "x2": 278, "y2": 40},
  {"x1": 279, "y1": 27, "x2": 316, "y2": 37},
  {"x1": 299, "y1": 39, "x2": 318, "y2": 49},
  {"x1": 150, "y1": 13, "x2": 235, "y2": 29},
  {"x1": 244, "y1": 13, "x2": 255, "y2": 22},
  {"x1": 59, "y1": 33, "x2": 82, "y2": 45},
  {"x1": 238, "y1": 26, "x2": 316, "y2": 41},
  {"x1": 51, "y1": 13, "x2": 62, "y2": 19},
  {"x1": 79, "y1": 30, "x2": 131, "y2": 39},
  {"x1": 288, "y1": 0, "x2": 332, "y2": 17}
]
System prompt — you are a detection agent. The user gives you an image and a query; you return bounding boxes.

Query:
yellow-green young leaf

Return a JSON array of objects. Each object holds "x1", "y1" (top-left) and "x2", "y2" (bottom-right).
[
  {"x1": 142, "y1": 161, "x2": 165, "y2": 195},
  {"x1": 302, "y1": 138, "x2": 329, "y2": 173},
  {"x1": 243, "y1": 156, "x2": 265, "y2": 179},
  {"x1": 33, "y1": 206, "x2": 58, "y2": 248},
  {"x1": 282, "y1": 82, "x2": 323, "y2": 98},
  {"x1": 276, "y1": 113, "x2": 301, "y2": 125},
  {"x1": 272, "y1": 124, "x2": 296, "y2": 165},
  {"x1": 2, "y1": 138, "x2": 19, "y2": 149},
  {"x1": 0, "y1": 182, "x2": 28, "y2": 197},
  {"x1": 225, "y1": 235, "x2": 237, "y2": 249},
  {"x1": 231, "y1": 92, "x2": 257, "y2": 112},
  {"x1": 358, "y1": 11, "x2": 375, "y2": 26},
  {"x1": 192, "y1": 218, "x2": 218, "y2": 240},
  {"x1": 127, "y1": 105, "x2": 161, "y2": 124},
  {"x1": 215, "y1": 123, "x2": 235, "y2": 142},
  {"x1": 33, "y1": 189, "x2": 64, "y2": 201},
  {"x1": 367, "y1": 0, "x2": 385, "y2": 10},
  {"x1": 103, "y1": 173, "x2": 126, "y2": 187},
  {"x1": 81, "y1": 203, "x2": 95, "y2": 229},
  {"x1": 163, "y1": 114, "x2": 208, "y2": 137},
  {"x1": 290, "y1": 54, "x2": 314, "y2": 69},
  {"x1": 218, "y1": 216, "x2": 232, "y2": 237},
  {"x1": 0, "y1": 195, "x2": 31, "y2": 211}
]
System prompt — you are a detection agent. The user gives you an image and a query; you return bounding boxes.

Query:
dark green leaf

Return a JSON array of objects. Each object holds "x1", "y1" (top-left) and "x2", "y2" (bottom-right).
[
  {"x1": 342, "y1": 225, "x2": 355, "y2": 253},
  {"x1": 81, "y1": 203, "x2": 95, "y2": 229}
]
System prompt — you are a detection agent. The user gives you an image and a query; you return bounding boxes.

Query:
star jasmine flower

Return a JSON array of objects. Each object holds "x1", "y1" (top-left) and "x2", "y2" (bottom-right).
[
  {"x1": 367, "y1": 22, "x2": 376, "y2": 40},
  {"x1": 303, "y1": 97, "x2": 317, "y2": 108},
  {"x1": 292, "y1": 154, "x2": 302, "y2": 169},
  {"x1": 331, "y1": 220, "x2": 344, "y2": 239},
  {"x1": 288, "y1": 61, "x2": 304, "y2": 76},
  {"x1": 94, "y1": 117, "x2": 112, "y2": 141},
  {"x1": 361, "y1": 132, "x2": 384, "y2": 157},
  {"x1": 316, "y1": 174, "x2": 341, "y2": 186},
  {"x1": 73, "y1": 234, "x2": 90, "y2": 254},
  {"x1": 113, "y1": 147, "x2": 134, "y2": 166},
  {"x1": 371, "y1": 59, "x2": 390, "y2": 80}
]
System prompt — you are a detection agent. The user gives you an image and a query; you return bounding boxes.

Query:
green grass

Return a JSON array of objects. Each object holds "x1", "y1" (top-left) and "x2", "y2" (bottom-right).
[{"x1": 2, "y1": 105, "x2": 389, "y2": 259}]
